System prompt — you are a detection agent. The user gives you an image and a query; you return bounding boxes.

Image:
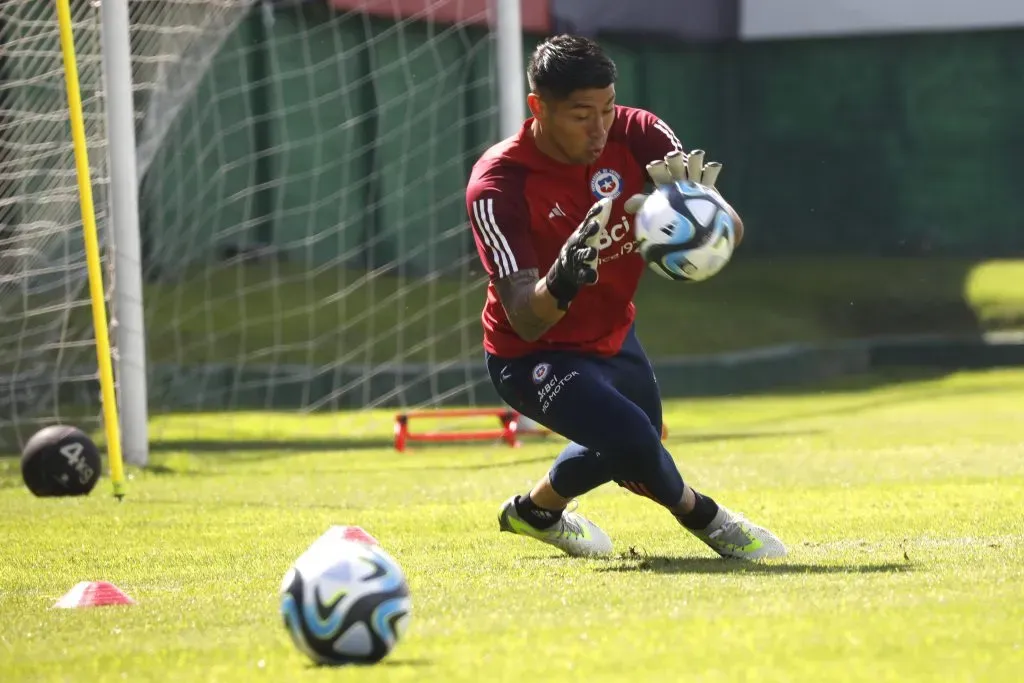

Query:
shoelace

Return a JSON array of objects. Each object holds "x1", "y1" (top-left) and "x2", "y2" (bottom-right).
[
  {"x1": 709, "y1": 516, "x2": 757, "y2": 549},
  {"x1": 555, "y1": 516, "x2": 585, "y2": 539}
]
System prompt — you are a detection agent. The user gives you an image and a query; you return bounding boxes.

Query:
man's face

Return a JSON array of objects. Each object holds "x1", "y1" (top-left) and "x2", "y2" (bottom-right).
[{"x1": 536, "y1": 86, "x2": 615, "y2": 165}]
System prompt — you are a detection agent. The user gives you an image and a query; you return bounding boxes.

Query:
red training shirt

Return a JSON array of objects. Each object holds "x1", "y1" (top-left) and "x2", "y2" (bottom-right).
[{"x1": 465, "y1": 105, "x2": 683, "y2": 358}]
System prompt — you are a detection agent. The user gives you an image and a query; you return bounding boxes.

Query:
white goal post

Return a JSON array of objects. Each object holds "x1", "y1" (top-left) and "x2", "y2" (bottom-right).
[{"x1": 0, "y1": 0, "x2": 529, "y2": 466}]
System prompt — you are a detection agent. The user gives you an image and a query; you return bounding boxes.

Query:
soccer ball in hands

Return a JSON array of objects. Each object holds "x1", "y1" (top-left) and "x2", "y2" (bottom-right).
[
  {"x1": 280, "y1": 528, "x2": 412, "y2": 666},
  {"x1": 633, "y1": 180, "x2": 737, "y2": 282}
]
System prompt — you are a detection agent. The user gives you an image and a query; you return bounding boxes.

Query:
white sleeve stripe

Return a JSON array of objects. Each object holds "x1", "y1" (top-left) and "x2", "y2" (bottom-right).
[
  {"x1": 472, "y1": 199, "x2": 508, "y2": 277},
  {"x1": 484, "y1": 198, "x2": 519, "y2": 274},
  {"x1": 472, "y1": 198, "x2": 517, "y2": 278},
  {"x1": 653, "y1": 120, "x2": 683, "y2": 151}
]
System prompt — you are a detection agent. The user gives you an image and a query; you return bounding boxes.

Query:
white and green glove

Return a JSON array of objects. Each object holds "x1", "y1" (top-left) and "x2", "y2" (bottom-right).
[{"x1": 624, "y1": 149, "x2": 723, "y2": 215}]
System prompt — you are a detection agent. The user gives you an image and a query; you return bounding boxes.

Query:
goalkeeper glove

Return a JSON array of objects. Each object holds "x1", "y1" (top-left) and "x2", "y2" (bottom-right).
[
  {"x1": 545, "y1": 197, "x2": 612, "y2": 310},
  {"x1": 624, "y1": 149, "x2": 723, "y2": 215}
]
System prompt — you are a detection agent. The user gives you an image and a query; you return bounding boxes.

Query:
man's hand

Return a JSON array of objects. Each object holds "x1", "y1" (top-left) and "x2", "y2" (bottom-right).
[
  {"x1": 544, "y1": 197, "x2": 612, "y2": 310},
  {"x1": 624, "y1": 149, "x2": 723, "y2": 215}
]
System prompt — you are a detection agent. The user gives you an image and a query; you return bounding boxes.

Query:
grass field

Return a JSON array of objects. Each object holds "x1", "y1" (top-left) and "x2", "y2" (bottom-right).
[{"x1": 1, "y1": 366, "x2": 1023, "y2": 681}]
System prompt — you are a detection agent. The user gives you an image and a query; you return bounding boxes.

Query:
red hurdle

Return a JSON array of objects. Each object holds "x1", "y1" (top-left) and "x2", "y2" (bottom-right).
[
  {"x1": 392, "y1": 408, "x2": 549, "y2": 452},
  {"x1": 392, "y1": 408, "x2": 669, "y2": 452}
]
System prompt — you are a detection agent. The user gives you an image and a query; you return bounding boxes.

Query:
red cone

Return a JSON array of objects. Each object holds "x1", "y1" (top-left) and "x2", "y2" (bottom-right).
[{"x1": 53, "y1": 581, "x2": 136, "y2": 609}]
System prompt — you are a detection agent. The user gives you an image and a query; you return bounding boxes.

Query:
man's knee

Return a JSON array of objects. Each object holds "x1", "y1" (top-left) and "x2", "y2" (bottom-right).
[
  {"x1": 598, "y1": 418, "x2": 665, "y2": 471},
  {"x1": 595, "y1": 414, "x2": 683, "y2": 500},
  {"x1": 614, "y1": 441, "x2": 685, "y2": 507},
  {"x1": 629, "y1": 427, "x2": 665, "y2": 467}
]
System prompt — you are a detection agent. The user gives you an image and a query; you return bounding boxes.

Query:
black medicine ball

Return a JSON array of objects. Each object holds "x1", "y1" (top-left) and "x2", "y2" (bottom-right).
[{"x1": 21, "y1": 425, "x2": 102, "y2": 497}]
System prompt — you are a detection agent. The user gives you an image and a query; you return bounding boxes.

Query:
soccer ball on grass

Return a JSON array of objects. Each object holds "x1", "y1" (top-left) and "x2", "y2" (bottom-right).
[
  {"x1": 633, "y1": 180, "x2": 738, "y2": 282},
  {"x1": 280, "y1": 526, "x2": 412, "y2": 666}
]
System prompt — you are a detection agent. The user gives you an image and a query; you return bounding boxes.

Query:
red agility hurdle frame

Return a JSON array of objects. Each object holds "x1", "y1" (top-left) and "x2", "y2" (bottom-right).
[
  {"x1": 393, "y1": 408, "x2": 549, "y2": 452},
  {"x1": 392, "y1": 408, "x2": 669, "y2": 452}
]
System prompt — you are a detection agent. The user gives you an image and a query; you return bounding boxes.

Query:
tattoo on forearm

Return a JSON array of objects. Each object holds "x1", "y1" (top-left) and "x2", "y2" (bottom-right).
[{"x1": 494, "y1": 268, "x2": 557, "y2": 342}]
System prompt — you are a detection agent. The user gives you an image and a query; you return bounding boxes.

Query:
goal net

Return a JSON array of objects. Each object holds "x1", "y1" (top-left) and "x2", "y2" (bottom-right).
[
  {"x1": 0, "y1": 0, "x2": 111, "y2": 453},
  {"x1": 0, "y1": 0, "x2": 517, "y2": 460}
]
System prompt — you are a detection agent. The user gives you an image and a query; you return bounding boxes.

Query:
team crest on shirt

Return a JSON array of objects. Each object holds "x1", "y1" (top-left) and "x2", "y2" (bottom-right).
[
  {"x1": 590, "y1": 168, "x2": 623, "y2": 200},
  {"x1": 531, "y1": 362, "x2": 552, "y2": 384}
]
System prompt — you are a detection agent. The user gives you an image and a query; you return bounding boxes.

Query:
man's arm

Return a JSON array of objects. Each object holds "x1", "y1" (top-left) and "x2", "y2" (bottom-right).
[
  {"x1": 493, "y1": 269, "x2": 565, "y2": 342},
  {"x1": 468, "y1": 168, "x2": 610, "y2": 343},
  {"x1": 490, "y1": 199, "x2": 610, "y2": 341},
  {"x1": 625, "y1": 110, "x2": 720, "y2": 191},
  {"x1": 467, "y1": 178, "x2": 554, "y2": 341},
  {"x1": 625, "y1": 109, "x2": 684, "y2": 175},
  {"x1": 624, "y1": 110, "x2": 742, "y2": 245}
]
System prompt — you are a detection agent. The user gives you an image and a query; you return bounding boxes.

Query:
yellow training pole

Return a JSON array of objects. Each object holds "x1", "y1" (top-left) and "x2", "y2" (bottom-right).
[{"x1": 55, "y1": 0, "x2": 127, "y2": 500}]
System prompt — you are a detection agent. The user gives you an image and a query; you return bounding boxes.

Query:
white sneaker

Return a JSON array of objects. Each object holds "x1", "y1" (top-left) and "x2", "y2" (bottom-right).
[
  {"x1": 498, "y1": 496, "x2": 613, "y2": 558},
  {"x1": 688, "y1": 505, "x2": 788, "y2": 560}
]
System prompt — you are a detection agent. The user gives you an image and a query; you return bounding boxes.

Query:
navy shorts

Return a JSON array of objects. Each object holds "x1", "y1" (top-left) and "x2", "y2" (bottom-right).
[{"x1": 485, "y1": 325, "x2": 663, "y2": 458}]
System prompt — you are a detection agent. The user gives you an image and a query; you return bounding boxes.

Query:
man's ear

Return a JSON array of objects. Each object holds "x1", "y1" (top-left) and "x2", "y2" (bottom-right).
[{"x1": 527, "y1": 92, "x2": 544, "y2": 119}]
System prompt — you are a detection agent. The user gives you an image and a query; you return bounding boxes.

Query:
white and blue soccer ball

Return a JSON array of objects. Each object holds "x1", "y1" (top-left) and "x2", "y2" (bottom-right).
[
  {"x1": 633, "y1": 180, "x2": 737, "y2": 282},
  {"x1": 280, "y1": 528, "x2": 412, "y2": 666}
]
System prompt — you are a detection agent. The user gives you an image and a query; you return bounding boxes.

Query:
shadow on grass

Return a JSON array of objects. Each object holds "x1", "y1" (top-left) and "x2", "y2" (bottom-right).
[
  {"x1": 147, "y1": 436, "x2": 396, "y2": 453},
  {"x1": 423, "y1": 454, "x2": 555, "y2": 471},
  {"x1": 672, "y1": 428, "x2": 822, "y2": 443},
  {"x1": 306, "y1": 657, "x2": 432, "y2": 669},
  {"x1": 129, "y1": 427, "x2": 824, "y2": 479},
  {"x1": 597, "y1": 554, "x2": 915, "y2": 575},
  {"x1": 137, "y1": 453, "x2": 559, "y2": 478},
  {"x1": 137, "y1": 427, "x2": 821, "y2": 457}
]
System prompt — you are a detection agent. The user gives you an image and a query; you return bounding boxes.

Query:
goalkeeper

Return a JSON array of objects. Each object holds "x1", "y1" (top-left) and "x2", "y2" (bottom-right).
[{"x1": 465, "y1": 34, "x2": 786, "y2": 560}]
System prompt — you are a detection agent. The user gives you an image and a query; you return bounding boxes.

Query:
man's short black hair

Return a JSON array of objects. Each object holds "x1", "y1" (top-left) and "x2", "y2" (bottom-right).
[{"x1": 527, "y1": 35, "x2": 617, "y2": 102}]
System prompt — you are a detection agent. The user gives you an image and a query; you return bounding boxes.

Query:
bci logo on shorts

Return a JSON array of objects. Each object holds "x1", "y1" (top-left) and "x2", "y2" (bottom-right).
[
  {"x1": 537, "y1": 370, "x2": 580, "y2": 414},
  {"x1": 532, "y1": 363, "x2": 552, "y2": 384}
]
